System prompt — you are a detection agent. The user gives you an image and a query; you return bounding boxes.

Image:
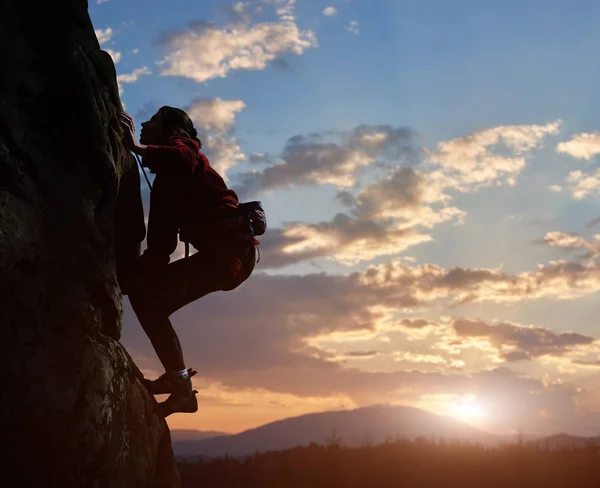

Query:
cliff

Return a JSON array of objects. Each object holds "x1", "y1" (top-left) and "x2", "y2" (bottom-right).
[{"x1": 0, "y1": 1, "x2": 180, "y2": 486}]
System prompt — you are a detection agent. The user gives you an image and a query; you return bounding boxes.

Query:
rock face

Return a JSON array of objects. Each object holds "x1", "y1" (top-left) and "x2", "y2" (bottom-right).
[{"x1": 0, "y1": 1, "x2": 180, "y2": 487}]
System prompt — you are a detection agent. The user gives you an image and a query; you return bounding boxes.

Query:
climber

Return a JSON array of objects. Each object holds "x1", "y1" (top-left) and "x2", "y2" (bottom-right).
[{"x1": 120, "y1": 107, "x2": 261, "y2": 417}]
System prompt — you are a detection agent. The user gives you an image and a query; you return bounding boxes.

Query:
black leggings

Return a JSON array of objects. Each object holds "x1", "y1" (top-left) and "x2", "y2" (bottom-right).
[{"x1": 128, "y1": 246, "x2": 255, "y2": 372}]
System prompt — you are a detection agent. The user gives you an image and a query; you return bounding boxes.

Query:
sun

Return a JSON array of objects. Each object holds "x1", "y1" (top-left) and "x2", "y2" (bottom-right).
[{"x1": 448, "y1": 394, "x2": 487, "y2": 421}]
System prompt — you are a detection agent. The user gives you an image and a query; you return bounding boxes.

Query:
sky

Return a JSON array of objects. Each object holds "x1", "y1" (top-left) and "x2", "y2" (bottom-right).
[{"x1": 90, "y1": 0, "x2": 600, "y2": 437}]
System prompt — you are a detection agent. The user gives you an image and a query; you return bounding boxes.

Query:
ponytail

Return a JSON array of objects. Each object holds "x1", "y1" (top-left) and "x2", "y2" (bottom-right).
[
  {"x1": 188, "y1": 126, "x2": 203, "y2": 148},
  {"x1": 159, "y1": 106, "x2": 203, "y2": 148}
]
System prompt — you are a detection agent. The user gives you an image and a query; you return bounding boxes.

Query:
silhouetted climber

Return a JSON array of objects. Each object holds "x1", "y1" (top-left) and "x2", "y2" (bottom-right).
[{"x1": 120, "y1": 107, "x2": 265, "y2": 417}]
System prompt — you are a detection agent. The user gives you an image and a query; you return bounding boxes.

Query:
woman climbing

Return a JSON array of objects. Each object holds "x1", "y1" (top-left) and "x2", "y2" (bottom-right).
[{"x1": 120, "y1": 107, "x2": 262, "y2": 417}]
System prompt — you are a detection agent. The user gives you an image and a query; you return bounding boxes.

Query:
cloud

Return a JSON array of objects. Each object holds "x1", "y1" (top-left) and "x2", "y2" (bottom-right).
[
  {"x1": 185, "y1": 98, "x2": 246, "y2": 133},
  {"x1": 346, "y1": 20, "x2": 359, "y2": 35},
  {"x1": 239, "y1": 140, "x2": 370, "y2": 192},
  {"x1": 557, "y1": 132, "x2": 600, "y2": 160},
  {"x1": 269, "y1": 57, "x2": 294, "y2": 72},
  {"x1": 353, "y1": 167, "x2": 425, "y2": 216},
  {"x1": 235, "y1": 125, "x2": 415, "y2": 196},
  {"x1": 345, "y1": 350, "x2": 379, "y2": 358},
  {"x1": 572, "y1": 360, "x2": 600, "y2": 367},
  {"x1": 356, "y1": 257, "x2": 600, "y2": 306},
  {"x1": 323, "y1": 7, "x2": 337, "y2": 16},
  {"x1": 239, "y1": 121, "x2": 562, "y2": 268},
  {"x1": 156, "y1": 0, "x2": 317, "y2": 83},
  {"x1": 218, "y1": 1, "x2": 254, "y2": 24},
  {"x1": 95, "y1": 27, "x2": 113, "y2": 45},
  {"x1": 550, "y1": 132, "x2": 600, "y2": 199},
  {"x1": 547, "y1": 184, "x2": 562, "y2": 192},
  {"x1": 564, "y1": 169, "x2": 600, "y2": 199},
  {"x1": 350, "y1": 166, "x2": 464, "y2": 227},
  {"x1": 116, "y1": 66, "x2": 151, "y2": 95},
  {"x1": 247, "y1": 152, "x2": 276, "y2": 165},
  {"x1": 203, "y1": 137, "x2": 246, "y2": 179},
  {"x1": 105, "y1": 49, "x2": 121, "y2": 64},
  {"x1": 95, "y1": 27, "x2": 121, "y2": 64},
  {"x1": 264, "y1": 215, "x2": 433, "y2": 267},
  {"x1": 392, "y1": 351, "x2": 446, "y2": 364},
  {"x1": 537, "y1": 231, "x2": 600, "y2": 262},
  {"x1": 254, "y1": 140, "x2": 464, "y2": 268},
  {"x1": 184, "y1": 97, "x2": 247, "y2": 177},
  {"x1": 399, "y1": 318, "x2": 439, "y2": 329},
  {"x1": 236, "y1": 121, "x2": 558, "y2": 200},
  {"x1": 503, "y1": 350, "x2": 531, "y2": 362},
  {"x1": 427, "y1": 121, "x2": 561, "y2": 190},
  {"x1": 538, "y1": 231, "x2": 594, "y2": 252},
  {"x1": 117, "y1": 66, "x2": 152, "y2": 84},
  {"x1": 252, "y1": 162, "x2": 463, "y2": 267},
  {"x1": 451, "y1": 318, "x2": 596, "y2": 361},
  {"x1": 586, "y1": 216, "x2": 600, "y2": 229}
]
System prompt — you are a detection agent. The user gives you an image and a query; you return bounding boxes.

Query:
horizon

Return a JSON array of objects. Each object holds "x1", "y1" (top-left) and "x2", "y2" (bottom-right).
[
  {"x1": 90, "y1": 0, "x2": 600, "y2": 437},
  {"x1": 170, "y1": 401, "x2": 599, "y2": 440}
]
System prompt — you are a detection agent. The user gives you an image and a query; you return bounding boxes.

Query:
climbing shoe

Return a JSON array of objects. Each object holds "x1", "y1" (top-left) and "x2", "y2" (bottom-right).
[
  {"x1": 142, "y1": 368, "x2": 197, "y2": 395},
  {"x1": 159, "y1": 390, "x2": 199, "y2": 418}
]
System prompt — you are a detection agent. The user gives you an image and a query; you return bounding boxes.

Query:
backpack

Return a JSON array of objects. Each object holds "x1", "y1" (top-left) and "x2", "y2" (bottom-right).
[
  {"x1": 179, "y1": 199, "x2": 267, "y2": 259},
  {"x1": 236, "y1": 201, "x2": 267, "y2": 238}
]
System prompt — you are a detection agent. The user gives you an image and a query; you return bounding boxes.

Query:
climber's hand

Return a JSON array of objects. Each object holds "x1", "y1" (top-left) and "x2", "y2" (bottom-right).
[{"x1": 120, "y1": 111, "x2": 137, "y2": 151}]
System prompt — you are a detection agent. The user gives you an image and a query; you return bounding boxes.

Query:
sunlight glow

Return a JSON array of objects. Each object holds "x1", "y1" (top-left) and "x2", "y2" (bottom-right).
[{"x1": 448, "y1": 394, "x2": 488, "y2": 420}]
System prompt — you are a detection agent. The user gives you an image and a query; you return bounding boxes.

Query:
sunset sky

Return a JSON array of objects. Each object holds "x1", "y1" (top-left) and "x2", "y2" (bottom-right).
[{"x1": 90, "y1": 0, "x2": 600, "y2": 437}]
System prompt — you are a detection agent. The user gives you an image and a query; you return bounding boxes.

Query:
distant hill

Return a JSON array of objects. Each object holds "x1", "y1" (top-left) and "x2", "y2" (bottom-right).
[
  {"x1": 173, "y1": 404, "x2": 507, "y2": 458},
  {"x1": 528, "y1": 433, "x2": 600, "y2": 450},
  {"x1": 170, "y1": 429, "x2": 231, "y2": 443}
]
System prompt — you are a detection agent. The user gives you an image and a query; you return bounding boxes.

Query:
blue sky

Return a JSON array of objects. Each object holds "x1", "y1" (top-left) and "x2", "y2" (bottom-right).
[{"x1": 91, "y1": 0, "x2": 600, "y2": 435}]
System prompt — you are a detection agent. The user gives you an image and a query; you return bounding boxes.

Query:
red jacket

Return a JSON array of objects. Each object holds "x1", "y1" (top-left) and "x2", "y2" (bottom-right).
[{"x1": 141, "y1": 136, "x2": 240, "y2": 265}]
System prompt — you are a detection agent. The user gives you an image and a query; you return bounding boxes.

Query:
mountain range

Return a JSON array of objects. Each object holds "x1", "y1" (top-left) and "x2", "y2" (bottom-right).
[
  {"x1": 171, "y1": 430, "x2": 231, "y2": 443},
  {"x1": 172, "y1": 404, "x2": 509, "y2": 458}
]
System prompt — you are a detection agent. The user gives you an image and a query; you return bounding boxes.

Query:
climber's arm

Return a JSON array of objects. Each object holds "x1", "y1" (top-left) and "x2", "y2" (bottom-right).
[
  {"x1": 140, "y1": 142, "x2": 196, "y2": 174},
  {"x1": 130, "y1": 142, "x2": 194, "y2": 174},
  {"x1": 119, "y1": 112, "x2": 194, "y2": 171},
  {"x1": 120, "y1": 112, "x2": 146, "y2": 156},
  {"x1": 130, "y1": 143, "x2": 147, "y2": 158},
  {"x1": 140, "y1": 143, "x2": 194, "y2": 266}
]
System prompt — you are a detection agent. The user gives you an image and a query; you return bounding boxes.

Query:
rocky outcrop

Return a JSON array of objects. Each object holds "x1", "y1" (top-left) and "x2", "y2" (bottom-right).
[{"x1": 0, "y1": 1, "x2": 179, "y2": 486}]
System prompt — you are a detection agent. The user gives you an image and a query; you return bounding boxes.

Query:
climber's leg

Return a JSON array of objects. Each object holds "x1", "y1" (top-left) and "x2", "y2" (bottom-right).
[
  {"x1": 127, "y1": 252, "x2": 225, "y2": 407},
  {"x1": 159, "y1": 249, "x2": 237, "y2": 317},
  {"x1": 140, "y1": 245, "x2": 255, "y2": 319},
  {"x1": 128, "y1": 246, "x2": 255, "y2": 415},
  {"x1": 158, "y1": 389, "x2": 199, "y2": 418},
  {"x1": 162, "y1": 245, "x2": 256, "y2": 313},
  {"x1": 128, "y1": 291, "x2": 186, "y2": 372}
]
